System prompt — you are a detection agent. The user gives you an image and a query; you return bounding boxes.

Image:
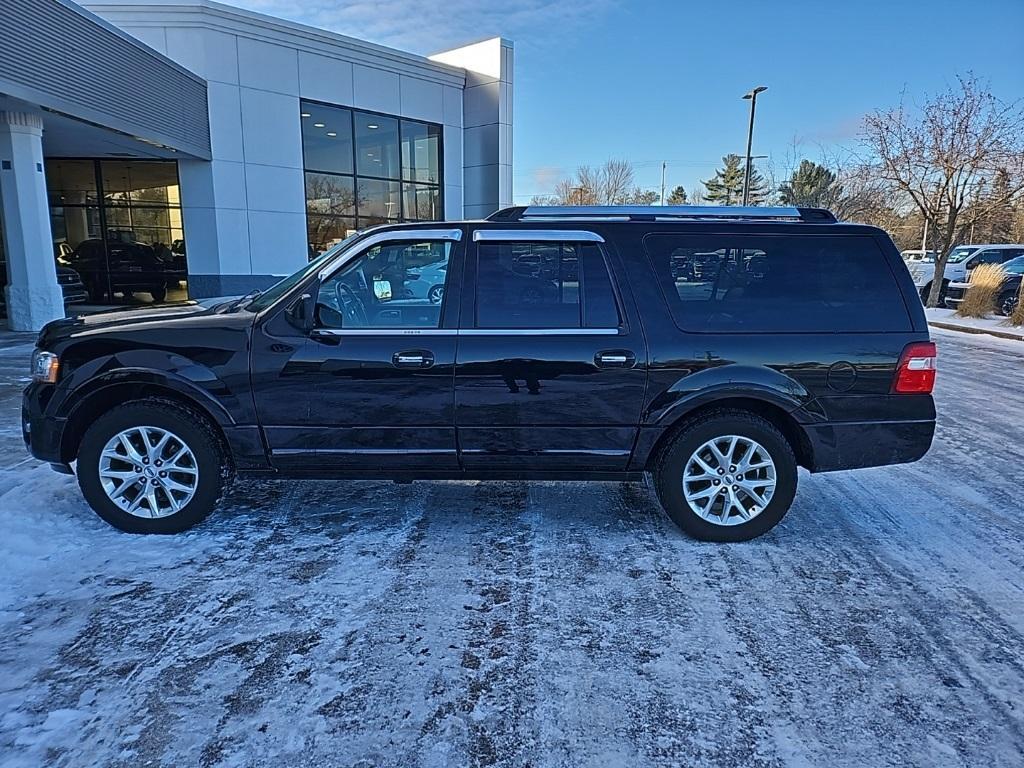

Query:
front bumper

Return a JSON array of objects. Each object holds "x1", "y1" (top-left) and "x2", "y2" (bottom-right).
[
  {"x1": 943, "y1": 282, "x2": 969, "y2": 309},
  {"x1": 22, "y1": 385, "x2": 66, "y2": 464}
]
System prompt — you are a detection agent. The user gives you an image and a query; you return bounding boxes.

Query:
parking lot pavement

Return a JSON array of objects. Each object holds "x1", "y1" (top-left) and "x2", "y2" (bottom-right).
[{"x1": 1, "y1": 329, "x2": 1023, "y2": 767}]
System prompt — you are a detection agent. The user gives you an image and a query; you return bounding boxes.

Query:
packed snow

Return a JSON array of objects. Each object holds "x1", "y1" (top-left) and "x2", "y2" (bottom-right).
[{"x1": 1, "y1": 329, "x2": 1023, "y2": 767}]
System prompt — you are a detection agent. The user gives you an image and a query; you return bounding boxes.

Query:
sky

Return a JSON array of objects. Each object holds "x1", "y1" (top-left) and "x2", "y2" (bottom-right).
[{"x1": 234, "y1": 0, "x2": 1023, "y2": 202}]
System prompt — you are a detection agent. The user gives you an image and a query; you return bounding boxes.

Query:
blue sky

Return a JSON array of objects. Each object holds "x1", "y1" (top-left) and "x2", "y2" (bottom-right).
[{"x1": 237, "y1": 0, "x2": 1023, "y2": 201}]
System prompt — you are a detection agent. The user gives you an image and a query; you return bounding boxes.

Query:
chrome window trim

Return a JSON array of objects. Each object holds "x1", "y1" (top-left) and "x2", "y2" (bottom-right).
[
  {"x1": 317, "y1": 227, "x2": 463, "y2": 281},
  {"x1": 310, "y1": 328, "x2": 620, "y2": 336},
  {"x1": 472, "y1": 229, "x2": 605, "y2": 243}
]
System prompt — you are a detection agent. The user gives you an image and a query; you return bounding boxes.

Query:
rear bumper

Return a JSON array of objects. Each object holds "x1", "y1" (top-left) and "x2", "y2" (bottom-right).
[{"x1": 803, "y1": 418, "x2": 935, "y2": 472}]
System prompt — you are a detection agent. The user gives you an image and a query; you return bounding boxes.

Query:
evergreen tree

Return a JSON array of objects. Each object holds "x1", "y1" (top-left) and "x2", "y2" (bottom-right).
[
  {"x1": 778, "y1": 160, "x2": 843, "y2": 208},
  {"x1": 628, "y1": 189, "x2": 660, "y2": 205},
  {"x1": 704, "y1": 154, "x2": 768, "y2": 205},
  {"x1": 666, "y1": 185, "x2": 688, "y2": 205}
]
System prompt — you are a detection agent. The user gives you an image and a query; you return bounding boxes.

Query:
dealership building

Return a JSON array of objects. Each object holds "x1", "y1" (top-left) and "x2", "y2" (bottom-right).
[{"x1": 0, "y1": 0, "x2": 513, "y2": 330}]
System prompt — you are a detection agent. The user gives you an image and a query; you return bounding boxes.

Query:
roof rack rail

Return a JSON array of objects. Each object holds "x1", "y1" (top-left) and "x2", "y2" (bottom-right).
[{"x1": 486, "y1": 205, "x2": 837, "y2": 224}]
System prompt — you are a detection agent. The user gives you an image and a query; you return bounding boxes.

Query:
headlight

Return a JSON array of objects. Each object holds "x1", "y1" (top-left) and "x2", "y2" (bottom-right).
[{"x1": 31, "y1": 350, "x2": 60, "y2": 384}]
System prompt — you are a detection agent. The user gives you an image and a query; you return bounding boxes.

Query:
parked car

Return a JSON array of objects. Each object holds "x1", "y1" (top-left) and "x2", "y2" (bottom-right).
[
  {"x1": 404, "y1": 260, "x2": 448, "y2": 304},
  {"x1": 65, "y1": 237, "x2": 176, "y2": 303},
  {"x1": 944, "y1": 255, "x2": 1024, "y2": 316},
  {"x1": 908, "y1": 244, "x2": 1024, "y2": 303},
  {"x1": 24, "y1": 205, "x2": 936, "y2": 542},
  {"x1": 0, "y1": 258, "x2": 88, "y2": 312}
]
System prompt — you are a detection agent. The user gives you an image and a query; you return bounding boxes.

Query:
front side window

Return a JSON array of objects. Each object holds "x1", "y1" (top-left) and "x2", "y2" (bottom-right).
[
  {"x1": 476, "y1": 242, "x2": 621, "y2": 329},
  {"x1": 316, "y1": 240, "x2": 452, "y2": 329},
  {"x1": 645, "y1": 234, "x2": 911, "y2": 333}
]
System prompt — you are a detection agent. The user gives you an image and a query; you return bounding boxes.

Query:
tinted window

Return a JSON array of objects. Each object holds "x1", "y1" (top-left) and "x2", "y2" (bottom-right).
[
  {"x1": 301, "y1": 103, "x2": 354, "y2": 175},
  {"x1": 645, "y1": 234, "x2": 911, "y2": 333},
  {"x1": 972, "y1": 250, "x2": 1005, "y2": 265},
  {"x1": 476, "y1": 242, "x2": 620, "y2": 329},
  {"x1": 317, "y1": 241, "x2": 452, "y2": 329}
]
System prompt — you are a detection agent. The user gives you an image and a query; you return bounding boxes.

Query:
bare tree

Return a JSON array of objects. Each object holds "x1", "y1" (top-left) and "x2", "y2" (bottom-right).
[
  {"x1": 863, "y1": 75, "x2": 1024, "y2": 306},
  {"x1": 543, "y1": 160, "x2": 656, "y2": 205}
]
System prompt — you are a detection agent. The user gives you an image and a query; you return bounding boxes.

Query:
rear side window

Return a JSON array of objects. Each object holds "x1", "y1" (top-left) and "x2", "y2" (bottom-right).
[
  {"x1": 476, "y1": 242, "x2": 621, "y2": 329},
  {"x1": 644, "y1": 233, "x2": 911, "y2": 333}
]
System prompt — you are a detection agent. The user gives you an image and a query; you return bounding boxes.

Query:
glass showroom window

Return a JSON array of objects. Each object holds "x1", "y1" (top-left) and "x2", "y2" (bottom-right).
[
  {"x1": 45, "y1": 159, "x2": 187, "y2": 305},
  {"x1": 301, "y1": 100, "x2": 443, "y2": 257}
]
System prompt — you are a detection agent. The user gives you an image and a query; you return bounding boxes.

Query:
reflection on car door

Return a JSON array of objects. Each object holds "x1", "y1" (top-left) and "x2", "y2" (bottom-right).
[{"x1": 454, "y1": 231, "x2": 647, "y2": 471}]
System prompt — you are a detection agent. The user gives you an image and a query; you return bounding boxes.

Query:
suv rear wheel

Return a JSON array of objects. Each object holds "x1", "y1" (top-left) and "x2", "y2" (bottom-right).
[
  {"x1": 654, "y1": 410, "x2": 797, "y2": 542},
  {"x1": 77, "y1": 399, "x2": 227, "y2": 534},
  {"x1": 998, "y1": 289, "x2": 1019, "y2": 317}
]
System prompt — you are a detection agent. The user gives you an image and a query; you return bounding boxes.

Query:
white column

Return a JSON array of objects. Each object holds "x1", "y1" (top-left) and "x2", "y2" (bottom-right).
[
  {"x1": 430, "y1": 38, "x2": 514, "y2": 218},
  {"x1": 0, "y1": 111, "x2": 64, "y2": 331}
]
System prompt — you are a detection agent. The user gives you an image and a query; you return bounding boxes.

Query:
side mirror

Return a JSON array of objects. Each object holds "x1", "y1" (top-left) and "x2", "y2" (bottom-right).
[{"x1": 286, "y1": 292, "x2": 315, "y2": 333}]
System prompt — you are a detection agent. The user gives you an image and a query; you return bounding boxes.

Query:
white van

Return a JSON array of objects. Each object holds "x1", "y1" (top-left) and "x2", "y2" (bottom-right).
[{"x1": 907, "y1": 244, "x2": 1024, "y2": 302}]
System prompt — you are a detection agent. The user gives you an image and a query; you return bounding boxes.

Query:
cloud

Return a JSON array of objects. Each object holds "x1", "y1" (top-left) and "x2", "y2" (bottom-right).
[
  {"x1": 230, "y1": 0, "x2": 617, "y2": 54},
  {"x1": 531, "y1": 165, "x2": 564, "y2": 190}
]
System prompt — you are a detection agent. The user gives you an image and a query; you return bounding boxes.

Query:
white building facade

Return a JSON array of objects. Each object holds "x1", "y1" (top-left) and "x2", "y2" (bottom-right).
[{"x1": 0, "y1": 0, "x2": 513, "y2": 329}]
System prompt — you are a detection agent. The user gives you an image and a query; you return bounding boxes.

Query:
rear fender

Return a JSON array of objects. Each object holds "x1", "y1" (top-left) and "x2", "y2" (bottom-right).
[{"x1": 646, "y1": 364, "x2": 818, "y2": 426}]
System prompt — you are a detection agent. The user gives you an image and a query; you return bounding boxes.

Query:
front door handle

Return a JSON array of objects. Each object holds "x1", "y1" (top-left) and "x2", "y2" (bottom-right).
[
  {"x1": 595, "y1": 349, "x2": 636, "y2": 368},
  {"x1": 393, "y1": 349, "x2": 435, "y2": 368}
]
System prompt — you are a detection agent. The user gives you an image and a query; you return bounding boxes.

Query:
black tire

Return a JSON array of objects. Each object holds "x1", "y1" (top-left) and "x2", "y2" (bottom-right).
[
  {"x1": 77, "y1": 399, "x2": 228, "y2": 534},
  {"x1": 920, "y1": 281, "x2": 948, "y2": 306},
  {"x1": 150, "y1": 286, "x2": 167, "y2": 303},
  {"x1": 87, "y1": 281, "x2": 106, "y2": 303},
  {"x1": 998, "y1": 290, "x2": 1018, "y2": 317},
  {"x1": 653, "y1": 409, "x2": 797, "y2": 542}
]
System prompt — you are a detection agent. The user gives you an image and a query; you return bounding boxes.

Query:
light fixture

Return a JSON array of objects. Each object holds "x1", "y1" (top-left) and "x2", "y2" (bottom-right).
[
  {"x1": 313, "y1": 122, "x2": 325, "y2": 128},
  {"x1": 326, "y1": 132, "x2": 337, "y2": 137},
  {"x1": 300, "y1": 112, "x2": 311, "y2": 118},
  {"x1": 367, "y1": 124, "x2": 378, "y2": 129}
]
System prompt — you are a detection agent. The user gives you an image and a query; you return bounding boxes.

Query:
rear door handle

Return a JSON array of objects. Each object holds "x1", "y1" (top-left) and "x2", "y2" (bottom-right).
[
  {"x1": 393, "y1": 349, "x2": 434, "y2": 368},
  {"x1": 595, "y1": 349, "x2": 636, "y2": 368}
]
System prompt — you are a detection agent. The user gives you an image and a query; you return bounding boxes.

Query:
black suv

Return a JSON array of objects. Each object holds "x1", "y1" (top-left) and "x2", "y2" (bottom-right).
[{"x1": 22, "y1": 206, "x2": 937, "y2": 541}]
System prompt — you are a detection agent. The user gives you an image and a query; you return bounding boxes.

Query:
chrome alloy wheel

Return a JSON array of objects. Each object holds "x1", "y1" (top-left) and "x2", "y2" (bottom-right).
[
  {"x1": 682, "y1": 435, "x2": 776, "y2": 526},
  {"x1": 98, "y1": 426, "x2": 199, "y2": 518}
]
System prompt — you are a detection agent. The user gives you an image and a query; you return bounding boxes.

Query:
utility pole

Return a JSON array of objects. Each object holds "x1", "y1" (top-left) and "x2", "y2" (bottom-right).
[
  {"x1": 742, "y1": 86, "x2": 768, "y2": 206},
  {"x1": 921, "y1": 218, "x2": 929, "y2": 253},
  {"x1": 660, "y1": 161, "x2": 667, "y2": 206}
]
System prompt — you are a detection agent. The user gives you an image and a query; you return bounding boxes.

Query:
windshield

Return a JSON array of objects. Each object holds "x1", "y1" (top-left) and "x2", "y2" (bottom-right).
[
  {"x1": 947, "y1": 246, "x2": 980, "y2": 264},
  {"x1": 246, "y1": 232, "x2": 364, "y2": 312},
  {"x1": 1003, "y1": 256, "x2": 1024, "y2": 274}
]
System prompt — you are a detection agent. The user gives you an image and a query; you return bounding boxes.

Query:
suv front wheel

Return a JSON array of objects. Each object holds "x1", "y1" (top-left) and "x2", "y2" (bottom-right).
[
  {"x1": 77, "y1": 399, "x2": 227, "y2": 534},
  {"x1": 654, "y1": 410, "x2": 797, "y2": 542}
]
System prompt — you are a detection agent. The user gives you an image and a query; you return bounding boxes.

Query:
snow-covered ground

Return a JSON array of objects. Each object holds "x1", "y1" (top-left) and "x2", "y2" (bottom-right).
[
  {"x1": 1, "y1": 330, "x2": 1023, "y2": 767},
  {"x1": 926, "y1": 307, "x2": 1024, "y2": 341}
]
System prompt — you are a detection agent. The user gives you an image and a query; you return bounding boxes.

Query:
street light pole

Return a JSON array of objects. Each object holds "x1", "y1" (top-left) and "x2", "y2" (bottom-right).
[{"x1": 742, "y1": 86, "x2": 767, "y2": 206}]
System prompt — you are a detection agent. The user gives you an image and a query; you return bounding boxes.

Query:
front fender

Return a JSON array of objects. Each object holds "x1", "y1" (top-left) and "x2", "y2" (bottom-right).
[{"x1": 52, "y1": 350, "x2": 242, "y2": 427}]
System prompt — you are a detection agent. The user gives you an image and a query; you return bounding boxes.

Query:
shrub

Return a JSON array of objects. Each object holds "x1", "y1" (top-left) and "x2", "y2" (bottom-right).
[{"x1": 956, "y1": 264, "x2": 1005, "y2": 318}]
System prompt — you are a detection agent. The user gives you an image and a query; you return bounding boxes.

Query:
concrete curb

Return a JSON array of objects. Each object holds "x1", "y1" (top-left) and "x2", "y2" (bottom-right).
[{"x1": 928, "y1": 321, "x2": 1024, "y2": 342}]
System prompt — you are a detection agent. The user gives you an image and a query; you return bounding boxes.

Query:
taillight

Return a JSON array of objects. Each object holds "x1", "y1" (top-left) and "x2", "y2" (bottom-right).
[{"x1": 893, "y1": 341, "x2": 937, "y2": 394}]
